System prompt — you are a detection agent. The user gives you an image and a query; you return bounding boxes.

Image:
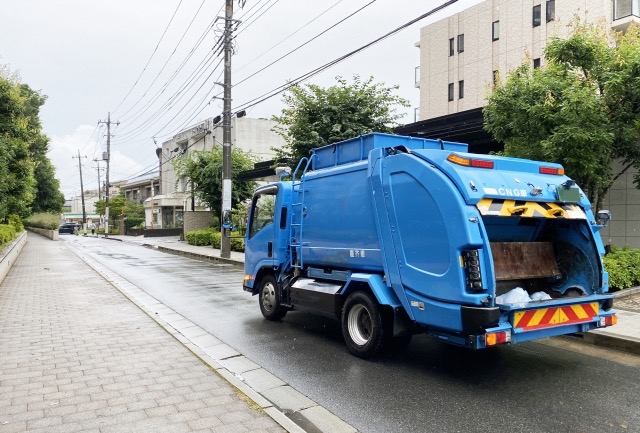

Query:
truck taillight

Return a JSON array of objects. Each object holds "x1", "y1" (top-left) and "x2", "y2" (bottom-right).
[
  {"x1": 600, "y1": 315, "x2": 617, "y2": 327},
  {"x1": 486, "y1": 331, "x2": 511, "y2": 346},
  {"x1": 447, "y1": 154, "x2": 494, "y2": 169},
  {"x1": 539, "y1": 166, "x2": 565, "y2": 175},
  {"x1": 462, "y1": 249, "x2": 483, "y2": 291}
]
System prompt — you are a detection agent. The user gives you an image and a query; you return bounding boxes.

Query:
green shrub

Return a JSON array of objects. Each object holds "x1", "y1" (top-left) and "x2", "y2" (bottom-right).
[
  {"x1": 0, "y1": 224, "x2": 17, "y2": 245},
  {"x1": 604, "y1": 246, "x2": 640, "y2": 290},
  {"x1": 8, "y1": 214, "x2": 24, "y2": 232},
  {"x1": 185, "y1": 228, "x2": 244, "y2": 252},
  {"x1": 124, "y1": 217, "x2": 144, "y2": 229},
  {"x1": 186, "y1": 228, "x2": 216, "y2": 246},
  {"x1": 25, "y1": 213, "x2": 61, "y2": 230}
]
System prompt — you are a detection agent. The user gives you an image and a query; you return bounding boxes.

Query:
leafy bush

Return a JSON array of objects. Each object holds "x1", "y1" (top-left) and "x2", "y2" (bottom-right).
[
  {"x1": 124, "y1": 217, "x2": 144, "y2": 229},
  {"x1": 8, "y1": 214, "x2": 24, "y2": 232},
  {"x1": 25, "y1": 212, "x2": 61, "y2": 230},
  {"x1": 186, "y1": 228, "x2": 216, "y2": 246},
  {"x1": 0, "y1": 224, "x2": 17, "y2": 245},
  {"x1": 604, "y1": 246, "x2": 640, "y2": 290},
  {"x1": 186, "y1": 227, "x2": 244, "y2": 252}
]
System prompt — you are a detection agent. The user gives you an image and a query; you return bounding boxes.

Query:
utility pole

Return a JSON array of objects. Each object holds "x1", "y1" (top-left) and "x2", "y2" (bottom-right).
[
  {"x1": 72, "y1": 151, "x2": 87, "y2": 235},
  {"x1": 93, "y1": 159, "x2": 105, "y2": 201},
  {"x1": 220, "y1": 0, "x2": 234, "y2": 258},
  {"x1": 98, "y1": 112, "x2": 119, "y2": 238}
]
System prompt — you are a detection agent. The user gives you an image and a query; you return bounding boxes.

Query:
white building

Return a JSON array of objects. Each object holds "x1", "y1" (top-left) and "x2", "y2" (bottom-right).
[
  {"x1": 146, "y1": 117, "x2": 285, "y2": 228},
  {"x1": 402, "y1": 0, "x2": 640, "y2": 247}
]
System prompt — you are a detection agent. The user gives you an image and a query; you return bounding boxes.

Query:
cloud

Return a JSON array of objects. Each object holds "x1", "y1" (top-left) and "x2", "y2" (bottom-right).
[{"x1": 49, "y1": 125, "x2": 145, "y2": 199}]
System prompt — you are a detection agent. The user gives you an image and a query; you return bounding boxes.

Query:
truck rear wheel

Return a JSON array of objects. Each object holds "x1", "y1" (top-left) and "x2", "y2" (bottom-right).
[
  {"x1": 342, "y1": 292, "x2": 384, "y2": 359},
  {"x1": 258, "y1": 275, "x2": 287, "y2": 321}
]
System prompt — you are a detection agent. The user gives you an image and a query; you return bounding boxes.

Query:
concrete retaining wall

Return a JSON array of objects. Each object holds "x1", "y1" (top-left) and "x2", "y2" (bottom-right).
[
  {"x1": 26, "y1": 227, "x2": 59, "y2": 240},
  {"x1": 0, "y1": 231, "x2": 27, "y2": 286},
  {"x1": 184, "y1": 211, "x2": 214, "y2": 234}
]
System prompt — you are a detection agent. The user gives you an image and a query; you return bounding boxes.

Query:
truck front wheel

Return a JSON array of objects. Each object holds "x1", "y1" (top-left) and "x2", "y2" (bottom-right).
[
  {"x1": 342, "y1": 292, "x2": 384, "y2": 359},
  {"x1": 258, "y1": 275, "x2": 287, "y2": 321}
]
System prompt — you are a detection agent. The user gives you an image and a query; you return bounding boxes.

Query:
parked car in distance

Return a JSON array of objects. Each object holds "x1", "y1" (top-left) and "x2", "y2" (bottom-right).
[{"x1": 58, "y1": 223, "x2": 79, "y2": 234}]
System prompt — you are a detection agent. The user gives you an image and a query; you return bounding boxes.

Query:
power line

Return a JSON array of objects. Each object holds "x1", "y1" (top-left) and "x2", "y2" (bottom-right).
[
  {"x1": 117, "y1": 1, "x2": 224, "y2": 124},
  {"x1": 233, "y1": 0, "x2": 376, "y2": 89},
  {"x1": 111, "y1": 0, "x2": 185, "y2": 115},
  {"x1": 233, "y1": 0, "x2": 459, "y2": 114},
  {"x1": 235, "y1": 0, "x2": 346, "y2": 74}
]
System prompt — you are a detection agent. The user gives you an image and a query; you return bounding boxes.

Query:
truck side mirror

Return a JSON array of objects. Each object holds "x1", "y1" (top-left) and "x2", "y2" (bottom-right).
[
  {"x1": 222, "y1": 210, "x2": 237, "y2": 237},
  {"x1": 596, "y1": 210, "x2": 611, "y2": 227}
]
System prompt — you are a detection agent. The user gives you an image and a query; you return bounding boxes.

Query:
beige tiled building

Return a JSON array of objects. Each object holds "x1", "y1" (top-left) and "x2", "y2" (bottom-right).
[{"x1": 410, "y1": 0, "x2": 640, "y2": 247}]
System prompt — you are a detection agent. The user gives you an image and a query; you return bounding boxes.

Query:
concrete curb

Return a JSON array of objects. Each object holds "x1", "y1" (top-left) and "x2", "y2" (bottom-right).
[
  {"x1": 577, "y1": 331, "x2": 640, "y2": 356},
  {"x1": 62, "y1": 238, "x2": 357, "y2": 433},
  {"x1": 0, "y1": 231, "x2": 27, "y2": 286},
  {"x1": 613, "y1": 286, "x2": 640, "y2": 299},
  {"x1": 155, "y1": 245, "x2": 244, "y2": 268}
]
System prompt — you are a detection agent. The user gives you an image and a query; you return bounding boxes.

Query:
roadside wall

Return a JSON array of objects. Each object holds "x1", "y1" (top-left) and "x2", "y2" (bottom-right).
[
  {"x1": 0, "y1": 231, "x2": 27, "y2": 286},
  {"x1": 26, "y1": 227, "x2": 59, "y2": 241},
  {"x1": 184, "y1": 211, "x2": 214, "y2": 234}
]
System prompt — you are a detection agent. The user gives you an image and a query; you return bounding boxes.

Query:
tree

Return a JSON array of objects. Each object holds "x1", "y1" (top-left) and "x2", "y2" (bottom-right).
[
  {"x1": 94, "y1": 195, "x2": 144, "y2": 228},
  {"x1": 0, "y1": 69, "x2": 64, "y2": 220},
  {"x1": 173, "y1": 147, "x2": 256, "y2": 219},
  {"x1": 272, "y1": 75, "x2": 410, "y2": 165},
  {"x1": 484, "y1": 22, "x2": 640, "y2": 210}
]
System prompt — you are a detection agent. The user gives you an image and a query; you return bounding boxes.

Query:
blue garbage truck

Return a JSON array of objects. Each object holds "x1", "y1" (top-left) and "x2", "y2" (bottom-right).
[{"x1": 238, "y1": 133, "x2": 617, "y2": 359}]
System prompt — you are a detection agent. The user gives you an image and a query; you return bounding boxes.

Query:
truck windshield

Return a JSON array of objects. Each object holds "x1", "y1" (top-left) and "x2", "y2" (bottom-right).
[{"x1": 249, "y1": 193, "x2": 276, "y2": 238}]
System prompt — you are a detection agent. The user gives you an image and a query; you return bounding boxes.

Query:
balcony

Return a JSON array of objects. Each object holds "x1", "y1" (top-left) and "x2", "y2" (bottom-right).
[{"x1": 612, "y1": 0, "x2": 640, "y2": 32}]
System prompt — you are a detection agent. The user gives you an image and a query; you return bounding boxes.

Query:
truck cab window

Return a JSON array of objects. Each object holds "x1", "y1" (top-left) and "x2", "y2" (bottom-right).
[{"x1": 249, "y1": 193, "x2": 276, "y2": 238}]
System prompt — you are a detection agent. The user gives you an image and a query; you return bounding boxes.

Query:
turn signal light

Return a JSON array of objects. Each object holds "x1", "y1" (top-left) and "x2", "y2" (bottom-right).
[
  {"x1": 447, "y1": 154, "x2": 494, "y2": 169},
  {"x1": 486, "y1": 331, "x2": 511, "y2": 346},
  {"x1": 539, "y1": 166, "x2": 565, "y2": 175},
  {"x1": 243, "y1": 274, "x2": 252, "y2": 283}
]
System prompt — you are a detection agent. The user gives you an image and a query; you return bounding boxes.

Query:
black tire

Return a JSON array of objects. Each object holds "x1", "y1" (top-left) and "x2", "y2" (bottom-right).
[
  {"x1": 341, "y1": 292, "x2": 385, "y2": 359},
  {"x1": 258, "y1": 275, "x2": 287, "y2": 321}
]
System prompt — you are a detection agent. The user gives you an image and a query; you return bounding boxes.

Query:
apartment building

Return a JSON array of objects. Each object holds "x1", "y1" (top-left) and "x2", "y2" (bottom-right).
[
  {"x1": 399, "y1": 0, "x2": 640, "y2": 247},
  {"x1": 146, "y1": 116, "x2": 285, "y2": 229}
]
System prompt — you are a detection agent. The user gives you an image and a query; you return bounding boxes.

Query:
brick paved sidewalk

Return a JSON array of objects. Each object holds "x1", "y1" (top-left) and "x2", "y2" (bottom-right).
[{"x1": 0, "y1": 234, "x2": 284, "y2": 433}]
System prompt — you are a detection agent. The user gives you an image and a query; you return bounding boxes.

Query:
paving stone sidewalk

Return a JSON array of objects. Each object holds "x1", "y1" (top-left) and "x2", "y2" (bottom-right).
[{"x1": 0, "y1": 234, "x2": 285, "y2": 433}]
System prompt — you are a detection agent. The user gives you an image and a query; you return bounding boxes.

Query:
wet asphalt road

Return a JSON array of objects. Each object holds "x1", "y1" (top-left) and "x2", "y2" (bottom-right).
[{"x1": 63, "y1": 236, "x2": 640, "y2": 433}]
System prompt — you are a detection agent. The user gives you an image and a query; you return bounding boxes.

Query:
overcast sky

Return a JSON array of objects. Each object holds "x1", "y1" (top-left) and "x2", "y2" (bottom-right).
[{"x1": 0, "y1": 0, "x2": 481, "y2": 198}]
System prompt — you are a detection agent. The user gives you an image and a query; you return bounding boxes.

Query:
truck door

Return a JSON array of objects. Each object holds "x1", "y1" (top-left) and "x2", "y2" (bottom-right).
[{"x1": 244, "y1": 185, "x2": 279, "y2": 286}]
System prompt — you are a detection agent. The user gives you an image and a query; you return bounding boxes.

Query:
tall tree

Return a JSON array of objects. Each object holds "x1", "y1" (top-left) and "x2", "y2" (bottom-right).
[
  {"x1": 0, "y1": 70, "x2": 64, "y2": 219},
  {"x1": 484, "y1": 22, "x2": 640, "y2": 210},
  {"x1": 173, "y1": 147, "x2": 256, "y2": 219},
  {"x1": 272, "y1": 75, "x2": 410, "y2": 165}
]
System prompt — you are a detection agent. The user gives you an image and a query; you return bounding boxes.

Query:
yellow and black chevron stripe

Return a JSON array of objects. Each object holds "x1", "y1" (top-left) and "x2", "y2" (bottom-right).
[{"x1": 477, "y1": 199, "x2": 586, "y2": 219}]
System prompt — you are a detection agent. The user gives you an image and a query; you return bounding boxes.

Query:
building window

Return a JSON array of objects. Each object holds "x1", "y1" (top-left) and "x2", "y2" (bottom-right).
[
  {"x1": 492, "y1": 21, "x2": 500, "y2": 41},
  {"x1": 449, "y1": 38, "x2": 454, "y2": 56},
  {"x1": 457, "y1": 34, "x2": 465, "y2": 53},
  {"x1": 533, "y1": 5, "x2": 541, "y2": 27},
  {"x1": 493, "y1": 70, "x2": 499, "y2": 86},
  {"x1": 613, "y1": 0, "x2": 634, "y2": 20},
  {"x1": 458, "y1": 80, "x2": 464, "y2": 99},
  {"x1": 448, "y1": 83, "x2": 454, "y2": 101},
  {"x1": 414, "y1": 66, "x2": 420, "y2": 85},
  {"x1": 546, "y1": 0, "x2": 555, "y2": 22},
  {"x1": 414, "y1": 107, "x2": 420, "y2": 122},
  {"x1": 533, "y1": 58, "x2": 541, "y2": 69}
]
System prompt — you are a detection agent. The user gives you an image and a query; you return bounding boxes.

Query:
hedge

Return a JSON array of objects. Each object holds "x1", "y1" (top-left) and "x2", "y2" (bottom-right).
[
  {"x1": 25, "y1": 213, "x2": 60, "y2": 230},
  {"x1": 185, "y1": 228, "x2": 244, "y2": 252},
  {"x1": 0, "y1": 224, "x2": 17, "y2": 245},
  {"x1": 604, "y1": 246, "x2": 640, "y2": 290}
]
